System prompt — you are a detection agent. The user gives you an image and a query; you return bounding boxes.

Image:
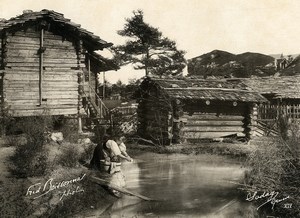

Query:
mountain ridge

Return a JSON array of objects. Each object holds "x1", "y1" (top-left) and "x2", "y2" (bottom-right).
[{"x1": 188, "y1": 50, "x2": 276, "y2": 78}]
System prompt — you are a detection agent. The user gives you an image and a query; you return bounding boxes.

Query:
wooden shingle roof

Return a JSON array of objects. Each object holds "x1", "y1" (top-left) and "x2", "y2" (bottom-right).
[
  {"x1": 143, "y1": 77, "x2": 267, "y2": 103},
  {"x1": 242, "y1": 76, "x2": 300, "y2": 99},
  {"x1": 0, "y1": 9, "x2": 112, "y2": 51},
  {"x1": 89, "y1": 52, "x2": 119, "y2": 72}
]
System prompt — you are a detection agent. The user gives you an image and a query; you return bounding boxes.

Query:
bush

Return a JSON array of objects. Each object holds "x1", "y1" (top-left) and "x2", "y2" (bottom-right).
[
  {"x1": 244, "y1": 136, "x2": 300, "y2": 217},
  {"x1": 79, "y1": 142, "x2": 96, "y2": 163},
  {"x1": 10, "y1": 143, "x2": 49, "y2": 178},
  {"x1": 56, "y1": 144, "x2": 80, "y2": 168},
  {"x1": 59, "y1": 118, "x2": 80, "y2": 143},
  {"x1": 0, "y1": 179, "x2": 35, "y2": 217},
  {"x1": 9, "y1": 116, "x2": 53, "y2": 178}
]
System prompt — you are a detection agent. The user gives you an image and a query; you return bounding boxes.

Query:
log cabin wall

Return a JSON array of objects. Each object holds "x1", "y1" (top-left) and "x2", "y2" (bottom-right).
[
  {"x1": 137, "y1": 77, "x2": 267, "y2": 144},
  {"x1": 3, "y1": 27, "x2": 80, "y2": 116},
  {"x1": 0, "y1": 36, "x2": 3, "y2": 114},
  {"x1": 176, "y1": 101, "x2": 249, "y2": 142},
  {"x1": 137, "y1": 87, "x2": 171, "y2": 144}
]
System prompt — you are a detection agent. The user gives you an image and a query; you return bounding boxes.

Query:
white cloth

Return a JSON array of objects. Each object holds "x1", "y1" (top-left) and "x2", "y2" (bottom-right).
[
  {"x1": 105, "y1": 140, "x2": 121, "y2": 157},
  {"x1": 118, "y1": 142, "x2": 127, "y2": 153}
]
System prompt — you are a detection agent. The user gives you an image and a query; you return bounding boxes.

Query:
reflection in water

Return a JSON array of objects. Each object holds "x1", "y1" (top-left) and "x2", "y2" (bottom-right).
[{"x1": 102, "y1": 154, "x2": 250, "y2": 218}]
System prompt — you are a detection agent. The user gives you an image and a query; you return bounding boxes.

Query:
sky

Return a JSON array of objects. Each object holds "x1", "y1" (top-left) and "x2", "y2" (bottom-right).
[{"x1": 1, "y1": 0, "x2": 300, "y2": 83}]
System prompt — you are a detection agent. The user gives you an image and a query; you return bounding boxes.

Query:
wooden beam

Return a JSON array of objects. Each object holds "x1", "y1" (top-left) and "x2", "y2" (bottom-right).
[
  {"x1": 184, "y1": 120, "x2": 244, "y2": 126},
  {"x1": 39, "y1": 28, "x2": 44, "y2": 106},
  {"x1": 182, "y1": 126, "x2": 244, "y2": 132},
  {"x1": 88, "y1": 55, "x2": 91, "y2": 97},
  {"x1": 182, "y1": 114, "x2": 244, "y2": 121},
  {"x1": 89, "y1": 176, "x2": 154, "y2": 201},
  {"x1": 183, "y1": 132, "x2": 245, "y2": 139}
]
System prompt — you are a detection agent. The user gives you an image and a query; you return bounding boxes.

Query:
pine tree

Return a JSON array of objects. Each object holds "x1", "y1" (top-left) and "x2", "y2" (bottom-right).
[{"x1": 112, "y1": 10, "x2": 186, "y2": 77}]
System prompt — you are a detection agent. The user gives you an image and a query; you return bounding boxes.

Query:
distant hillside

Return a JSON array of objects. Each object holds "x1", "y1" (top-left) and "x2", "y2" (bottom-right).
[
  {"x1": 236, "y1": 52, "x2": 274, "y2": 66},
  {"x1": 188, "y1": 50, "x2": 276, "y2": 78}
]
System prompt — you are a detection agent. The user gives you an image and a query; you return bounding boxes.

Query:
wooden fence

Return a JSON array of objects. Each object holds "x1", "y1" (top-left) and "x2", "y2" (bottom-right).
[
  {"x1": 256, "y1": 103, "x2": 300, "y2": 136},
  {"x1": 258, "y1": 104, "x2": 300, "y2": 120}
]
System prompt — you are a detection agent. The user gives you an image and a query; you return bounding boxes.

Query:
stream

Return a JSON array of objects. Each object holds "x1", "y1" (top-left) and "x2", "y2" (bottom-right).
[{"x1": 87, "y1": 153, "x2": 251, "y2": 218}]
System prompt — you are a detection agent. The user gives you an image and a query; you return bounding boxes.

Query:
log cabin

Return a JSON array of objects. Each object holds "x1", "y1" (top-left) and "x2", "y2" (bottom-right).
[
  {"x1": 242, "y1": 76, "x2": 300, "y2": 136},
  {"x1": 136, "y1": 77, "x2": 267, "y2": 144},
  {"x1": 0, "y1": 10, "x2": 118, "y2": 131}
]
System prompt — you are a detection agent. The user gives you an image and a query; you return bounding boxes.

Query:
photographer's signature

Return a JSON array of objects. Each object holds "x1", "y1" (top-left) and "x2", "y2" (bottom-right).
[
  {"x1": 26, "y1": 174, "x2": 85, "y2": 201},
  {"x1": 246, "y1": 190, "x2": 290, "y2": 210}
]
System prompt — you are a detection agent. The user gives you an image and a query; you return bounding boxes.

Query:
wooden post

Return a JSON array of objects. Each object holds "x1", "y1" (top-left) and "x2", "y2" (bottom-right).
[
  {"x1": 1, "y1": 31, "x2": 7, "y2": 133},
  {"x1": 88, "y1": 55, "x2": 91, "y2": 97},
  {"x1": 78, "y1": 116, "x2": 83, "y2": 134},
  {"x1": 95, "y1": 73, "x2": 99, "y2": 106},
  {"x1": 249, "y1": 103, "x2": 258, "y2": 139},
  {"x1": 39, "y1": 28, "x2": 44, "y2": 106},
  {"x1": 103, "y1": 71, "x2": 106, "y2": 100},
  {"x1": 76, "y1": 40, "x2": 84, "y2": 133},
  {"x1": 0, "y1": 72, "x2": 3, "y2": 136},
  {"x1": 245, "y1": 103, "x2": 256, "y2": 140}
]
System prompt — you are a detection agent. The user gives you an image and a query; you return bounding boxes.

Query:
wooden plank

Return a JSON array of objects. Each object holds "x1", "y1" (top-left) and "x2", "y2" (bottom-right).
[
  {"x1": 89, "y1": 176, "x2": 154, "y2": 201},
  {"x1": 43, "y1": 81, "x2": 78, "y2": 85},
  {"x1": 8, "y1": 57, "x2": 78, "y2": 63},
  {"x1": 7, "y1": 36, "x2": 40, "y2": 44},
  {"x1": 4, "y1": 69, "x2": 81, "y2": 74},
  {"x1": 5, "y1": 66, "x2": 80, "y2": 72},
  {"x1": 7, "y1": 98, "x2": 77, "y2": 104},
  {"x1": 7, "y1": 47, "x2": 76, "y2": 53},
  {"x1": 6, "y1": 44, "x2": 39, "y2": 50},
  {"x1": 182, "y1": 114, "x2": 244, "y2": 121},
  {"x1": 4, "y1": 80, "x2": 38, "y2": 84},
  {"x1": 182, "y1": 126, "x2": 244, "y2": 132},
  {"x1": 6, "y1": 62, "x2": 77, "y2": 67},
  {"x1": 6, "y1": 90, "x2": 78, "y2": 96},
  {"x1": 44, "y1": 52, "x2": 78, "y2": 58},
  {"x1": 7, "y1": 48, "x2": 39, "y2": 56},
  {"x1": 10, "y1": 104, "x2": 78, "y2": 109},
  {"x1": 6, "y1": 88, "x2": 78, "y2": 93},
  {"x1": 5, "y1": 74, "x2": 78, "y2": 81},
  {"x1": 44, "y1": 47, "x2": 76, "y2": 52},
  {"x1": 183, "y1": 132, "x2": 245, "y2": 139},
  {"x1": 9, "y1": 105, "x2": 77, "y2": 110},
  {"x1": 5, "y1": 80, "x2": 78, "y2": 85},
  {"x1": 6, "y1": 94, "x2": 78, "y2": 100},
  {"x1": 5, "y1": 79, "x2": 78, "y2": 84},
  {"x1": 185, "y1": 120, "x2": 244, "y2": 126},
  {"x1": 7, "y1": 37, "x2": 75, "y2": 49},
  {"x1": 6, "y1": 86, "x2": 78, "y2": 93},
  {"x1": 10, "y1": 108, "x2": 78, "y2": 116},
  {"x1": 12, "y1": 31, "x2": 63, "y2": 40},
  {"x1": 6, "y1": 49, "x2": 77, "y2": 58},
  {"x1": 6, "y1": 43, "x2": 40, "y2": 49},
  {"x1": 44, "y1": 38, "x2": 74, "y2": 46}
]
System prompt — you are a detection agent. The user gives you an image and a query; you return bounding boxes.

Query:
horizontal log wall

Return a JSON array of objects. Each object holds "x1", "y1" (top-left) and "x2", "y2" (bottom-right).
[
  {"x1": 4, "y1": 27, "x2": 81, "y2": 116},
  {"x1": 179, "y1": 100, "x2": 249, "y2": 141},
  {"x1": 182, "y1": 112, "x2": 246, "y2": 140}
]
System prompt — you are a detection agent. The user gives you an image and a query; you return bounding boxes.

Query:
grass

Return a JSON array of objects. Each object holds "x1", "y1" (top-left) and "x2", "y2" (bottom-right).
[
  {"x1": 0, "y1": 139, "x2": 117, "y2": 218},
  {"x1": 127, "y1": 140, "x2": 255, "y2": 160},
  {"x1": 243, "y1": 136, "x2": 300, "y2": 217}
]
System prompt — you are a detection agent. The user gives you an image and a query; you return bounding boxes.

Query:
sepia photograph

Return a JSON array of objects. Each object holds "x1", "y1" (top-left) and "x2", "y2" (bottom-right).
[{"x1": 0, "y1": 0, "x2": 299, "y2": 217}]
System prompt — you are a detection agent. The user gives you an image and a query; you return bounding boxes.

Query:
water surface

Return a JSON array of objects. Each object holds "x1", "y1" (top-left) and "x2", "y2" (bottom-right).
[{"x1": 94, "y1": 153, "x2": 250, "y2": 217}]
